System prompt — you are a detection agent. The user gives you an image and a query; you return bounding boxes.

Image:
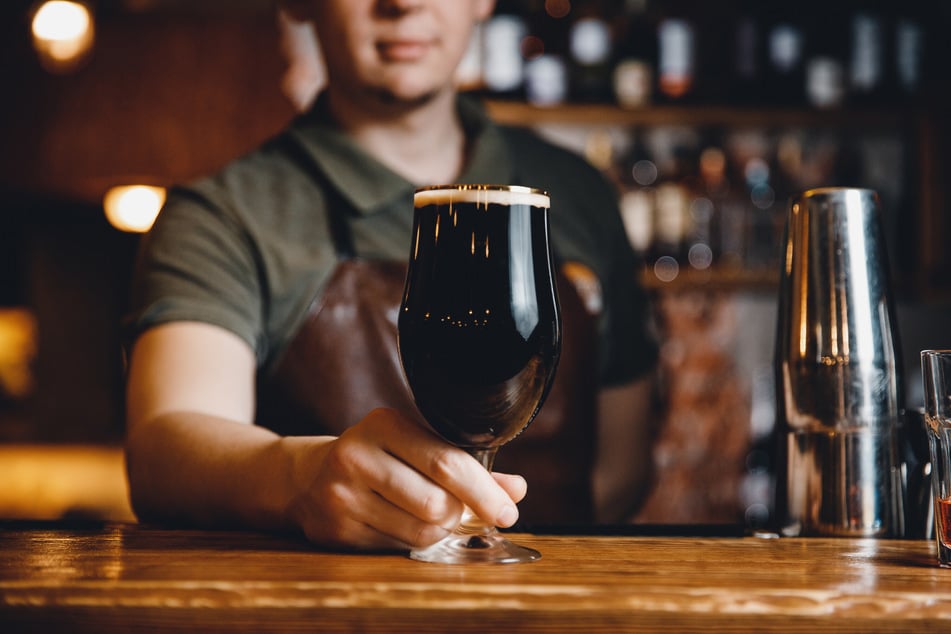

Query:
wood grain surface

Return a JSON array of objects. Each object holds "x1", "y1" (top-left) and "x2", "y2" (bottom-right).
[{"x1": 1, "y1": 523, "x2": 948, "y2": 632}]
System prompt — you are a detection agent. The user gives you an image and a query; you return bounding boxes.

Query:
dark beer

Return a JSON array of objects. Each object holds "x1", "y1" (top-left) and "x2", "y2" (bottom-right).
[{"x1": 398, "y1": 186, "x2": 561, "y2": 449}]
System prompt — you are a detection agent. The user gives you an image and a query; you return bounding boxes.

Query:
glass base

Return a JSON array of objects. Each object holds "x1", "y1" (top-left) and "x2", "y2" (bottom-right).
[
  {"x1": 409, "y1": 531, "x2": 541, "y2": 564},
  {"x1": 407, "y1": 451, "x2": 540, "y2": 564}
]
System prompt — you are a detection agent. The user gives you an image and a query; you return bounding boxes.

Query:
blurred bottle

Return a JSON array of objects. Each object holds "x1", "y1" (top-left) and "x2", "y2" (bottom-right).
[
  {"x1": 482, "y1": 0, "x2": 528, "y2": 99},
  {"x1": 893, "y1": 8, "x2": 926, "y2": 104},
  {"x1": 686, "y1": 140, "x2": 736, "y2": 272},
  {"x1": 522, "y1": 0, "x2": 571, "y2": 107},
  {"x1": 743, "y1": 152, "x2": 781, "y2": 269},
  {"x1": 763, "y1": 6, "x2": 806, "y2": 105},
  {"x1": 772, "y1": 131, "x2": 805, "y2": 203},
  {"x1": 661, "y1": 141, "x2": 711, "y2": 273},
  {"x1": 803, "y1": 4, "x2": 847, "y2": 109},
  {"x1": 617, "y1": 129, "x2": 659, "y2": 263},
  {"x1": 731, "y1": 0, "x2": 766, "y2": 105},
  {"x1": 847, "y1": 2, "x2": 887, "y2": 106},
  {"x1": 524, "y1": 55, "x2": 570, "y2": 107},
  {"x1": 612, "y1": 0, "x2": 656, "y2": 108},
  {"x1": 715, "y1": 159, "x2": 749, "y2": 269},
  {"x1": 744, "y1": 363, "x2": 779, "y2": 531},
  {"x1": 720, "y1": 133, "x2": 759, "y2": 268},
  {"x1": 655, "y1": 2, "x2": 697, "y2": 103},
  {"x1": 685, "y1": 187, "x2": 715, "y2": 273},
  {"x1": 568, "y1": 0, "x2": 616, "y2": 102},
  {"x1": 650, "y1": 142, "x2": 694, "y2": 280}
]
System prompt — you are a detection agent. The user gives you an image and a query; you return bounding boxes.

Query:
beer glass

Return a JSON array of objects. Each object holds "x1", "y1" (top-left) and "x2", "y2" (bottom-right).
[{"x1": 398, "y1": 185, "x2": 561, "y2": 563}]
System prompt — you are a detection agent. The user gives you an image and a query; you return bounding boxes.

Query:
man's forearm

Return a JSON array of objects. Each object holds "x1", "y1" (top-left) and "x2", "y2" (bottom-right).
[
  {"x1": 125, "y1": 411, "x2": 324, "y2": 533},
  {"x1": 593, "y1": 374, "x2": 656, "y2": 523}
]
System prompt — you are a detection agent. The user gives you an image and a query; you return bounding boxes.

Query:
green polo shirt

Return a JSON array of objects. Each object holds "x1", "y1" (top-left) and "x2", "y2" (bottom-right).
[{"x1": 127, "y1": 94, "x2": 656, "y2": 386}]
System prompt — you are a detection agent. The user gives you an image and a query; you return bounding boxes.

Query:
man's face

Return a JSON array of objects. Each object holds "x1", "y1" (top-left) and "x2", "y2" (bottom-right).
[{"x1": 287, "y1": 0, "x2": 494, "y2": 106}]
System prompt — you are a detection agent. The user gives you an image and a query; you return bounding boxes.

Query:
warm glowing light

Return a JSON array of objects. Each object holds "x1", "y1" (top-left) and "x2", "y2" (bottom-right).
[
  {"x1": 31, "y1": 1, "x2": 94, "y2": 71},
  {"x1": 103, "y1": 185, "x2": 166, "y2": 233},
  {"x1": 33, "y1": 1, "x2": 89, "y2": 40},
  {"x1": 0, "y1": 309, "x2": 37, "y2": 400}
]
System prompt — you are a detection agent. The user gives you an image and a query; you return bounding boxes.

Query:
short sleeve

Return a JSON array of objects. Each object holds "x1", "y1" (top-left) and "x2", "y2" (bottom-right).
[
  {"x1": 125, "y1": 184, "x2": 264, "y2": 358},
  {"x1": 597, "y1": 203, "x2": 659, "y2": 385}
]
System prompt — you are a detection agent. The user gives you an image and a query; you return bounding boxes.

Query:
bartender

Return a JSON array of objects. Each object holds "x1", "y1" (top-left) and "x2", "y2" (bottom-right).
[{"x1": 123, "y1": 0, "x2": 657, "y2": 551}]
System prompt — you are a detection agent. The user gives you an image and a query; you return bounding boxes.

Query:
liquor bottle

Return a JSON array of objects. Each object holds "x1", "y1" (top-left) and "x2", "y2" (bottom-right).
[
  {"x1": 718, "y1": 137, "x2": 752, "y2": 269},
  {"x1": 686, "y1": 139, "x2": 735, "y2": 271},
  {"x1": 567, "y1": 0, "x2": 616, "y2": 102},
  {"x1": 846, "y1": 1, "x2": 887, "y2": 106},
  {"x1": 522, "y1": 0, "x2": 571, "y2": 106},
  {"x1": 482, "y1": 0, "x2": 528, "y2": 99},
  {"x1": 612, "y1": 0, "x2": 656, "y2": 108},
  {"x1": 617, "y1": 130, "x2": 659, "y2": 263},
  {"x1": 685, "y1": 182, "x2": 715, "y2": 272},
  {"x1": 803, "y1": 2, "x2": 847, "y2": 109},
  {"x1": 743, "y1": 152, "x2": 781, "y2": 269},
  {"x1": 654, "y1": 1, "x2": 697, "y2": 103},
  {"x1": 730, "y1": 0, "x2": 766, "y2": 105},
  {"x1": 762, "y1": 6, "x2": 806, "y2": 105},
  {"x1": 893, "y1": 8, "x2": 926, "y2": 104},
  {"x1": 649, "y1": 140, "x2": 694, "y2": 279},
  {"x1": 673, "y1": 136, "x2": 724, "y2": 273},
  {"x1": 690, "y1": 2, "x2": 732, "y2": 106}
]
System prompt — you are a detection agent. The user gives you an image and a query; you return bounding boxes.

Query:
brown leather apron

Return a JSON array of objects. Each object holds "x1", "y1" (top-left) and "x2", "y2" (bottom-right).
[{"x1": 256, "y1": 153, "x2": 600, "y2": 524}]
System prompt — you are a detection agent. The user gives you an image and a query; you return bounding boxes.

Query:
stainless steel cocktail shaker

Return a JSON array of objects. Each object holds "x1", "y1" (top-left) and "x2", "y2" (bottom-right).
[{"x1": 775, "y1": 187, "x2": 904, "y2": 537}]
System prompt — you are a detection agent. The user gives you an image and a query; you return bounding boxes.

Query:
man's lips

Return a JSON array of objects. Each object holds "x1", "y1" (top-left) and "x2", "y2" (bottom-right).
[{"x1": 377, "y1": 39, "x2": 433, "y2": 62}]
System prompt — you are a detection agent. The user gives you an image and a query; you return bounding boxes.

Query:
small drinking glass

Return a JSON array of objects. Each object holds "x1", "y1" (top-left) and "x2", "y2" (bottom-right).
[{"x1": 921, "y1": 350, "x2": 951, "y2": 566}]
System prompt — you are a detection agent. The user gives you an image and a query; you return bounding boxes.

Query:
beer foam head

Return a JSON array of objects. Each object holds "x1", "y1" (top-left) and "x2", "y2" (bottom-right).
[{"x1": 415, "y1": 185, "x2": 550, "y2": 209}]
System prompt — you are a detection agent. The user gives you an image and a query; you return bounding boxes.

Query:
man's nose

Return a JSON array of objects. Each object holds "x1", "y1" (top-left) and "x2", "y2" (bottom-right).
[{"x1": 376, "y1": 0, "x2": 426, "y2": 18}]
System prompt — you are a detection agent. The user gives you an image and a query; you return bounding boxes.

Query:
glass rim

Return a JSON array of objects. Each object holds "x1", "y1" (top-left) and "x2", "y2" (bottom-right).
[
  {"x1": 414, "y1": 184, "x2": 550, "y2": 209},
  {"x1": 798, "y1": 186, "x2": 878, "y2": 198},
  {"x1": 921, "y1": 349, "x2": 951, "y2": 357},
  {"x1": 415, "y1": 184, "x2": 549, "y2": 197}
]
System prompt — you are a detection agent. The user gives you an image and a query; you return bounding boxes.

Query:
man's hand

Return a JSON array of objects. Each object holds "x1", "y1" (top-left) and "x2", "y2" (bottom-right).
[{"x1": 286, "y1": 408, "x2": 526, "y2": 550}]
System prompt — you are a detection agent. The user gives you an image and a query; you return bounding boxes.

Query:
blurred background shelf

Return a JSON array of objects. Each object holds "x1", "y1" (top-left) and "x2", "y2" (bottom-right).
[
  {"x1": 637, "y1": 265, "x2": 779, "y2": 291},
  {"x1": 486, "y1": 100, "x2": 909, "y2": 129}
]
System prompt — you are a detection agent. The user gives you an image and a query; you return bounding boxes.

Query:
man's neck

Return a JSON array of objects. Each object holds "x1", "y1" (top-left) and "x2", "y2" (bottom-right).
[{"x1": 325, "y1": 86, "x2": 466, "y2": 186}]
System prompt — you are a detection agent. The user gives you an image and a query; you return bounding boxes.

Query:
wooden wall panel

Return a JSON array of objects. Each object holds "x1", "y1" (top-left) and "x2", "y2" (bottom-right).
[{"x1": 1, "y1": 10, "x2": 296, "y2": 202}]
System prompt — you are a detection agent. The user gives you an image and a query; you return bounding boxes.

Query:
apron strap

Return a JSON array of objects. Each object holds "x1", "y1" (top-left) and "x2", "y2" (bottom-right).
[{"x1": 284, "y1": 136, "x2": 358, "y2": 260}]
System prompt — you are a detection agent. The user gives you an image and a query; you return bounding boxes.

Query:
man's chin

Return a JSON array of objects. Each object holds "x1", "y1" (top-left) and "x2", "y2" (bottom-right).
[{"x1": 367, "y1": 85, "x2": 443, "y2": 110}]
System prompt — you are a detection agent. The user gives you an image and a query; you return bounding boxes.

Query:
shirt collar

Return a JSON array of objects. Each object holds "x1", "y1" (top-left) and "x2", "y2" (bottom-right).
[{"x1": 287, "y1": 92, "x2": 516, "y2": 216}]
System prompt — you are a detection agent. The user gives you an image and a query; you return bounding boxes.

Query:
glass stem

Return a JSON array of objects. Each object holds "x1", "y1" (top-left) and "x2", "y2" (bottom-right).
[{"x1": 458, "y1": 447, "x2": 499, "y2": 538}]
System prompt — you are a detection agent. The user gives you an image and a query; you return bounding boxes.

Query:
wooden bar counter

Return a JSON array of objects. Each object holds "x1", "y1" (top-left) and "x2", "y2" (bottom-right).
[{"x1": 1, "y1": 522, "x2": 948, "y2": 632}]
